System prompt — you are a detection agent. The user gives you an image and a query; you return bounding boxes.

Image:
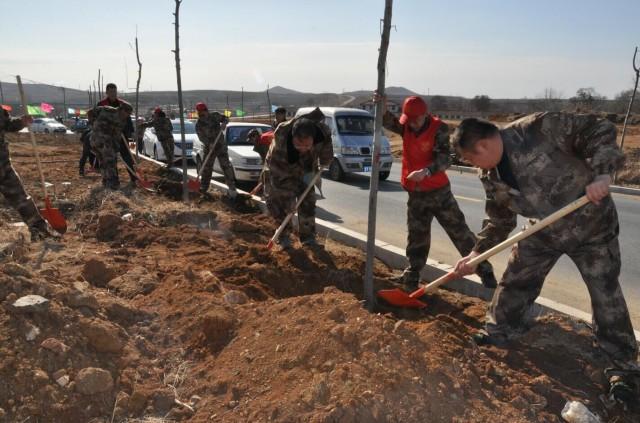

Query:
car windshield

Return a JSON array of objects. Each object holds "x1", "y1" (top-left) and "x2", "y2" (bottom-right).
[
  {"x1": 226, "y1": 125, "x2": 272, "y2": 145},
  {"x1": 335, "y1": 115, "x2": 374, "y2": 135},
  {"x1": 172, "y1": 121, "x2": 196, "y2": 134}
]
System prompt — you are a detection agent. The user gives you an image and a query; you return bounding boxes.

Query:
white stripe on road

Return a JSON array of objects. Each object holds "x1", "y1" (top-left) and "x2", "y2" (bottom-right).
[{"x1": 454, "y1": 195, "x2": 483, "y2": 203}]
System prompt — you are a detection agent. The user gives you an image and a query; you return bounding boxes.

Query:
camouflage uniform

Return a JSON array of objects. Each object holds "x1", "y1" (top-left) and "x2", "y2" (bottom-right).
[
  {"x1": 263, "y1": 108, "x2": 333, "y2": 242},
  {"x1": 141, "y1": 116, "x2": 174, "y2": 165},
  {"x1": 391, "y1": 118, "x2": 495, "y2": 283},
  {"x1": 90, "y1": 106, "x2": 125, "y2": 189},
  {"x1": 196, "y1": 112, "x2": 235, "y2": 192},
  {"x1": 0, "y1": 111, "x2": 49, "y2": 231},
  {"x1": 474, "y1": 112, "x2": 637, "y2": 364}
]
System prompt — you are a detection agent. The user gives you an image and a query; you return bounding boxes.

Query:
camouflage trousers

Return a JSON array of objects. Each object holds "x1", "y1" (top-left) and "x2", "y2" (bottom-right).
[
  {"x1": 200, "y1": 142, "x2": 235, "y2": 192},
  {"x1": 263, "y1": 170, "x2": 315, "y2": 241},
  {"x1": 158, "y1": 135, "x2": 175, "y2": 166},
  {"x1": 0, "y1": 142, "x2": 46, "y2": 227},
  {"x1": 406, "y1": 185, "x2": 494, "y2": 278},
  {"x1": 487, "y1": 199, "x2": 637, "y2": 363},
  {"x1": 91, "y1": 133, "x2": 120, "y2": 189}
]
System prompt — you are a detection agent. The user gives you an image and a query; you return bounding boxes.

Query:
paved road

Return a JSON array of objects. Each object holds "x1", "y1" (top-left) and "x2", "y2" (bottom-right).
[{"x1": 311, "y1": 165, "x2": 640, "y2": 329}]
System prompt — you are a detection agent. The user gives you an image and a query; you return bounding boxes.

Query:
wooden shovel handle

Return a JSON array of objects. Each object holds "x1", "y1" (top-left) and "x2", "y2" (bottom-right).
[
  {"x1": 269, "y1": 171, "x2": 322, "y2": 246},
  {"x1": 417, "y1": 195, "x2": 591, "y2": 295},
  {"x1": 16, "y1": 76, "x2": 48, "y2": 199}
]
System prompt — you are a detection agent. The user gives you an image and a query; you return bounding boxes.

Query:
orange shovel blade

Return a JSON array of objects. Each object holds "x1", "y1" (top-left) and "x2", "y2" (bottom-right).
[
  {"x1": 41, "y1": 198, "x2": 67, "y2": 234},
  {"x1": 376, "y1": 287, "x2": 427, "y2": 308}
]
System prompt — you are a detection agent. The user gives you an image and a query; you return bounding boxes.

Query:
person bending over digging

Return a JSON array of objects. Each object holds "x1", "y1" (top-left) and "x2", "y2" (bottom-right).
[
  {"x1": 262, "y1": 108, "x2": 333, "y2": 249},
  {"x1": 195, "y1": 102, "x2": 237, "y2": 199},
  {"x1": 379, "y1": 94, "x2": 497, "y2": 291},
  {"x1": 90, "y1": 102, "x2": 133, "y2": 190},
  {"x1": 452, "y1": 113, "x2": 639, "y2": 403},
  {"x1": 140, "y1": 107, "x2": 174, "y2": 168},
  {"x1": 0, "y1": 108, "x2": 59, "y2": 240}
]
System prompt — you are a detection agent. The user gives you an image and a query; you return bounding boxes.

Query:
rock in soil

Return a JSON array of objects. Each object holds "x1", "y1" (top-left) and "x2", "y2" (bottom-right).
[{"x1": 75, "y1": 367, "x2": 114, "y2": 395}]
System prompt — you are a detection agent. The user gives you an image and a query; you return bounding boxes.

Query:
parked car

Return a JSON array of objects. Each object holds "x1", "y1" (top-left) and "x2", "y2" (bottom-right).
[
  {"x1": 192, "y1": 122, "x2": 272, "y2": 182},
  {"x1": 31, "y1": 118, "x2": 68, "y2": 134},
  {"x1": 142, "y1": 119, "x2": 195, "y2": 164},
  {"x1": 294, "y1": 107, "x2": 393, "y2": 181},
  {"x1": 68, "y1": 118, "x2": 89, "y2": 133}
]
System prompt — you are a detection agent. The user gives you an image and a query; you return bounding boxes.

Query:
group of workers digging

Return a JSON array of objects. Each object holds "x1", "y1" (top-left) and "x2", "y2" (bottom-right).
[{"x1": 1, "y1": 84, "x2": 637, "y2": 403}]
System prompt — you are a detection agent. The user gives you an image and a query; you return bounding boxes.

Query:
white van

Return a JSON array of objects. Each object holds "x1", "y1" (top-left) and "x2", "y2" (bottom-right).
[{"x1": 294, "y1": 107, "x2": 393, "y2": 181}]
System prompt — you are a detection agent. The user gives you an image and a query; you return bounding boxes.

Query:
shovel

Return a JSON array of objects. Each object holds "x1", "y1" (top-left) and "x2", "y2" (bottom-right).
[
  {"x1": 187, "y1": 131, "x2": 223, "y2": 193},
  {"x1": 378, "y1": 195, "x2": 591, "y2": 308},
  {"x1": 120, "y1": 134, "x2": 154, "y2": 189},
  {"x1": 16, "y1": 76, "x2": 67, "y2": 234},
  {"x1": 267, "y1": 171, "x2": 323, "y2": 250}
]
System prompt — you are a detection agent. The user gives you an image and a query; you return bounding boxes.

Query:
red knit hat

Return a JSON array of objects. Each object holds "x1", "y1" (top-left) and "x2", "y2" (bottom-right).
[{"x1": 195, "y1": 102, "x2": 208, "y2": 112}]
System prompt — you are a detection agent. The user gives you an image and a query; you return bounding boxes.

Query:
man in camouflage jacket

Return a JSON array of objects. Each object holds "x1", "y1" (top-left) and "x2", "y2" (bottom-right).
[
  {"x1": 90, "y1": 102, "x2": 133, "y2": 189},
  {"x1": 140, "y1": 107, "x2": 174, "y2": 168},
  {"x1": 195, "y1": 102, "x2": 236, "y2": 198},
  {"x1": 452, "y1": 112, "x2": 638, "y2": 401},
  {"x1": 262, "y1": 107, "x2": 333, "y2": 248},
  {"x1": 0, "y1": 109, "x2": 58, "y2": 239}
]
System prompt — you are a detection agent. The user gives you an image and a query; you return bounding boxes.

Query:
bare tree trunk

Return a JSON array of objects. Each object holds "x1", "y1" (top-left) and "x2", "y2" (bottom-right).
[
  {"x1": 364, "y1": 0, "x2": 393, "y2": 310},
  {"x1": 97, "y1": 69, "x2": 101, "y2": 97},
  {"x1": 173, "y1": 0, "x2": 188, "y2": 203},
  {"x1": 241, "y1": 86, "x2": 244, "y2": 121},
  {"x1": 266, "y1": 84, "x2": 272, "y2": 122},
  {"x1": 134, "y1": 33, "x2": 143, "y2": 160},
  {"x1": 615, "y1": 46, "x2": 639, "y2": 184},
  {"x1": 93, "y1": 80, "x2": 97, "y2": 104},
  {"x1": 0, "y1": 81, "x2": 4, "y2": 105},
  {"x1": 88, "y1": 88, "x2": 92, "y2": 106}
]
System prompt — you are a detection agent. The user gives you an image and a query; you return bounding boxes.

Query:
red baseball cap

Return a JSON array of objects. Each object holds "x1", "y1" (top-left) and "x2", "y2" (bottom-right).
[
  {"x1": 195, "y1": 102, "x2": 208, "y2": 112},
  {"x1": 399, "y1": 96, "x2": 428, "y2": 124},
  {"x1": 154, "y1": 107, "x2": 162, "y2": 114}
]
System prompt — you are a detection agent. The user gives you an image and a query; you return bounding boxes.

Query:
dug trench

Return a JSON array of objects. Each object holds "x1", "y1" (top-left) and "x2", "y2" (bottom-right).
[{"x1": 0, "y1": 133, "x2": 637, "y2": 422}]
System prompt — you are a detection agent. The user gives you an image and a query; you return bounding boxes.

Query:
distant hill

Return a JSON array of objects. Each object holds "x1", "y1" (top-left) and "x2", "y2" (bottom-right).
[
  {"x1": 268, "y1": 86, "x2": 303, "y2": 95},
  {"x1": 344, "y1": 86, "x2": 418, "y2": 98}
]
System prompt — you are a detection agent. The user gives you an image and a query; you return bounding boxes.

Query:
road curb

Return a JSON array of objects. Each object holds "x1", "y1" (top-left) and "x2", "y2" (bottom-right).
[{"x1": 137, "y1": 152, "x2": 640, "y2": 340}]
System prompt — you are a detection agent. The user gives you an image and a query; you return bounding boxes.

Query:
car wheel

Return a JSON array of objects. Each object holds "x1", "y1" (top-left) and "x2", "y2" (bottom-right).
[
  {"x1": 328, "y1": 159, "x2": 345, "y2": 181},
  {"x1": 44, "y1": 129, "x2": 49, "y2": 134},
  {"x1": 379, "y1": 171, "x2": 390, "y2": 181},
  {"x1": 153, "y1": 146, "x2": 158, "y2": 161}
]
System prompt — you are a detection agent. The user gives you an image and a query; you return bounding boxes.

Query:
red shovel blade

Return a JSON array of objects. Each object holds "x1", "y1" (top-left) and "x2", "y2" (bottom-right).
[
  {"x1": 377, "y1": 287, "x2": 427, "y2": 308},
  {"x1": 187, "y1": 179, "x2": 200, "y2": 193},
  {"x1": 41, "y1": 197, "x2": 67, "y2": 234},
  {"x1": 266, "y1": 239, "x2": 275, "y2": 250}
]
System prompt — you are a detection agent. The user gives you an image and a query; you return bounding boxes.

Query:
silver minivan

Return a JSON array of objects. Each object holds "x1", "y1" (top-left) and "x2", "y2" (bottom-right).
[{"x1": 295, "y1": 107, "x2": 393, "y2": 181}]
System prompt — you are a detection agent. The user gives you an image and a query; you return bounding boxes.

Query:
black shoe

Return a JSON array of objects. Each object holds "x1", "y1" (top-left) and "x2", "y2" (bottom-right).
[
  {"x1": 471, "y1": 330, "x2": 507, "y2": 347},
  {"x1": 393, "y1": 268, "x2": 420, "y2": 292},
  {"x1": 30, "y1": 220, "x2": 61, "y2": 241},
  {"x1": 605, "y1": 368, "x2": 639, "y2": 404},
  {"x1": 478, "y1": 271, "x2": 498, "y2": 289}
]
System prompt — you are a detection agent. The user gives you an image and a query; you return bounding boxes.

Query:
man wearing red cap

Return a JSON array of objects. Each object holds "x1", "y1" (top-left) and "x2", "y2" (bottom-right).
[
  {"x1": 195, "y1": 102, "x2": 237, "y2": 198},
  {"x1": 383, "y1": 94, "x2": 496, "y2": 291},
  {"x1": 140, "y1": 107, "x2": 174, "y2": 168}
]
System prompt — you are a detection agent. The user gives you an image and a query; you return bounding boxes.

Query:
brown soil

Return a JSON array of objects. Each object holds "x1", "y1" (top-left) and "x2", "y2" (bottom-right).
[{"x1": 0, "y1": 133, "x2": 637, "y2": 422}]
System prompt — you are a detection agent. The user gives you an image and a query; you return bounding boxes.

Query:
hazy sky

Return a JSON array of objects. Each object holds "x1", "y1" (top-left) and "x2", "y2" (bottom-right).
[{"x1": 1, "y1": 0, "x2": 638, "y2": 98}]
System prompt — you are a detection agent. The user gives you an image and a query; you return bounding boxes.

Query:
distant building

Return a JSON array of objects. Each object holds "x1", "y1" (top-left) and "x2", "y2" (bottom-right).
[{"x1": 360, "y1": 99, "x2": 400, "y2": 115}]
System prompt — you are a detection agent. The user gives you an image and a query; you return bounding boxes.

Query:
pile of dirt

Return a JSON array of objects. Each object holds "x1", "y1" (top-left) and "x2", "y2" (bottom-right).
[{"x1": 0, "y1": 134, "x2": 637, "y2": 422}]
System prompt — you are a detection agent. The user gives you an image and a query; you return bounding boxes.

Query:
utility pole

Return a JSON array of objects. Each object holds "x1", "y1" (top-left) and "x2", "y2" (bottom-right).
[
  {"x1": 173, "y1": 0, "x2": 189, "y2": 203},
  {"x1": 0, "y1": 81, "x2": 4, "y2": 105},
  {"x1": 62, "y1": 87, "x2": 67, "y2": 119},
  {"x1": 364, "y1": 0, "x2": 393, "y2": 310},
  {"x1": 266, "y1": 83, "x2": 272, "y2": 122}
]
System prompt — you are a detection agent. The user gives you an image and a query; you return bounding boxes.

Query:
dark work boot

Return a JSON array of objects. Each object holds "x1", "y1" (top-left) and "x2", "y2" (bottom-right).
[
  {"x1": 393, "y1": 268, "x2": 420, "y2": 292},
  {"x1": 477, "y1": 263, "x2": 498, "y2": 288}
]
